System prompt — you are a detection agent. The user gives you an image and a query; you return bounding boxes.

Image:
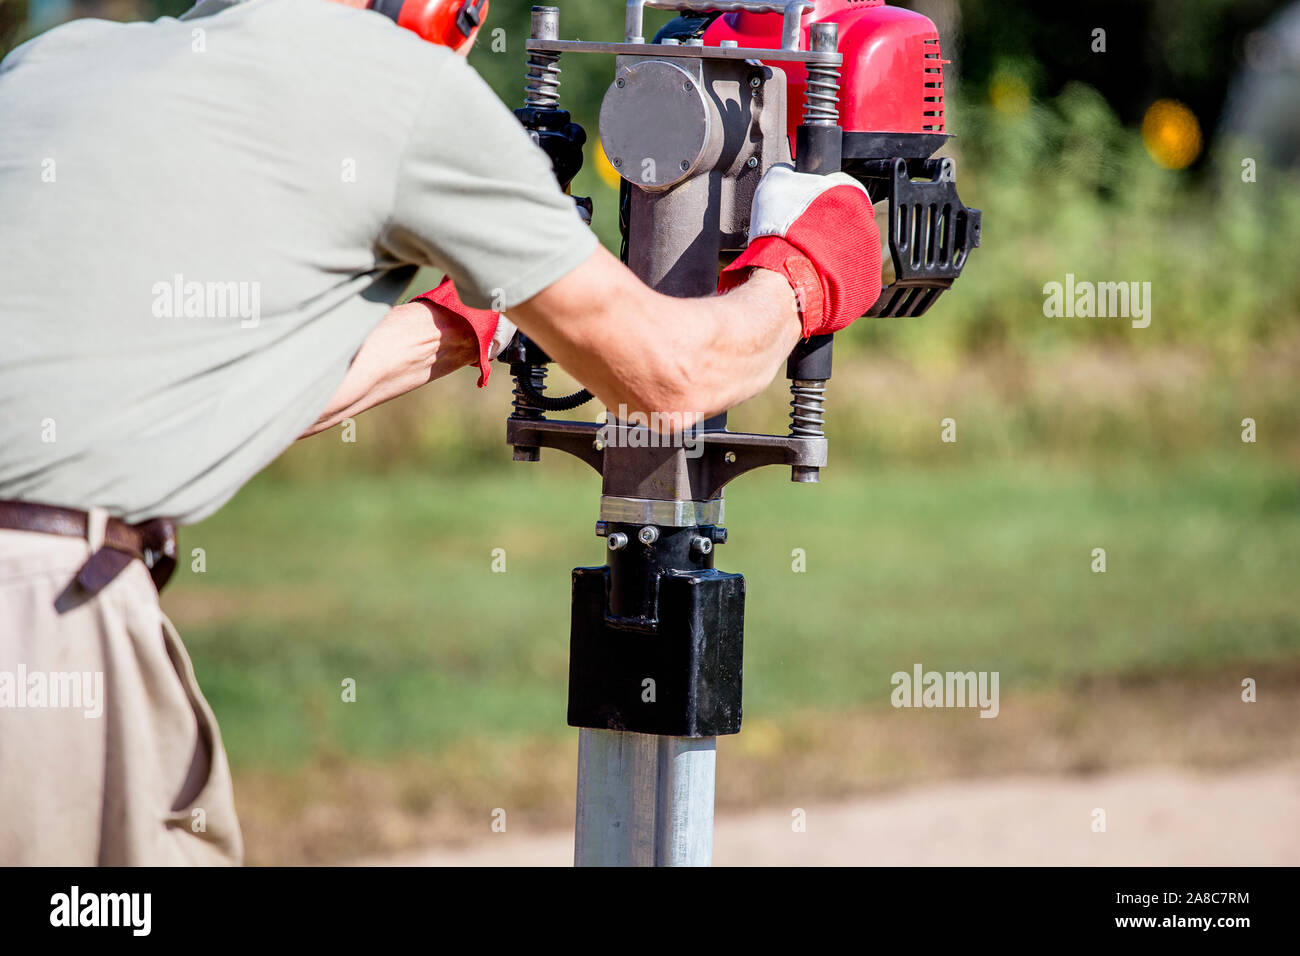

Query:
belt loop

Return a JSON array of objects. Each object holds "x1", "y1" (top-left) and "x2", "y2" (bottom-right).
[{"x1": 87, "y1": 506, "x2": 108, "y2": 553}]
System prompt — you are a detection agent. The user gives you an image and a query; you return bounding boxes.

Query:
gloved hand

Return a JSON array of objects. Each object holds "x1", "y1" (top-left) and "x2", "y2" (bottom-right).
[
  {"x1": 412, "y1": 279, "x2": 517, "y2": 387},
  {"x1": 719, "y1": 165, "x2": 883, "y2": 337}
]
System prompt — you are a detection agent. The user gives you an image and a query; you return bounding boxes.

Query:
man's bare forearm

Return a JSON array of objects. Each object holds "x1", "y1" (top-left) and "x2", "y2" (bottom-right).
[
  {"x1": 304, "y1": 244, "x2": 801, "y2": 439},
  {"x1": 508, "y1": 245, "x2": 802, "y2": 427},
  {"x1": 300, "y1": 299, "x2": 478, "y2": 438}
]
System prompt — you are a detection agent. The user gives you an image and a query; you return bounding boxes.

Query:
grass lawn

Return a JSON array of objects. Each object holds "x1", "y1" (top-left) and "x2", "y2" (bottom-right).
[{"x1": 164, "y1": 449, "x2": 1300, "y2": 772}]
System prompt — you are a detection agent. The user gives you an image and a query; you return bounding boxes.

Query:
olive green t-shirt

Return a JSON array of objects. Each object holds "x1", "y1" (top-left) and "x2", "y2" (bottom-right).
[{"x1": 0, "y1": 0, "x2": 596, "y2": 524}]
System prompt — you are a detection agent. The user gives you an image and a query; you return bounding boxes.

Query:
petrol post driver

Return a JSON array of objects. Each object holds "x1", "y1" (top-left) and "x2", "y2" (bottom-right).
[{"x1": 502, "y1": 0, "x2": 980, "y2": 866}]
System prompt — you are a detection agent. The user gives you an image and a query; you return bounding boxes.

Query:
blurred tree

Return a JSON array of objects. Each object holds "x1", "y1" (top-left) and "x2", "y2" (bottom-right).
[
  {"x1": 1, "y1": 0, "x2": 30, "y2": 54},
  {"x1": 955, "y1": 0, "x2": 1289, "y2": 158}
]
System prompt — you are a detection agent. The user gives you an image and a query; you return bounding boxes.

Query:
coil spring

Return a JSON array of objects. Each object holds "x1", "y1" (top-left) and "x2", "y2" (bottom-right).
[
  {"x1": 525, "y1": 49, "x2": 561, "y2": 109},
  {"x1": 789, "y1": 381, "x2": 827, "y2": 437},
  {"x1": 802, "y1": 59, "x2": 841, "y2": 126},
  {"x1": 511, "y1": 365, "x2": 549, "y2": 420}
]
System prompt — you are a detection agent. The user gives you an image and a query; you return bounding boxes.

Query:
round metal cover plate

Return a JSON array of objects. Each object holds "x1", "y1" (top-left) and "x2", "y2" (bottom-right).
[{"x1": 599, "y1": 59, "x2": 711, "y2": 190}]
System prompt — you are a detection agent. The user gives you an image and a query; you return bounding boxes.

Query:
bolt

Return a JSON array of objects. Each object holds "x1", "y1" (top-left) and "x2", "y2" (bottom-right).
[
  {"x1": 750, "y1": 75, "x2": 762, "y2": 88},
  {"x1": 691, "y1": 535, "x2": 713, "y2": 556},
  {"x1": 608, "y1": 532, "x2": 629, "y2": 551},
  {"x1": 613, "y1": 157, "x2": 622, "y2": 168},
  {"x1": 746, "y1": 156, "x2": 759, "y2": 169},
  {"x1": 637, "y1": 526, "x2": 659, "y2": 545},
  {"x1": 724, "y1": 451, "x2": 737, "y2": 463},
  {"x1": 711, "y1": 527, "x2": 728, "y2": 545},
  {"x1": 616, "y1": 77, "x2": 626, "y2": 88},
  {"x1": 595, "y1": 521, "x2": 609, "y2": 537},
  {"x1": 679, "y1": 160, "x2": 690, "y2": 171},
  {"x1": 683, "y1": 81, "x2": 693, "y2": 92}
]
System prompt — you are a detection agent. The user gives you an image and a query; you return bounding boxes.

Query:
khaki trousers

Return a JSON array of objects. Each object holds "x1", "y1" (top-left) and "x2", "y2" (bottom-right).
[{"x1": 0, "y1": 527, "x2": 242, "y2": 865}]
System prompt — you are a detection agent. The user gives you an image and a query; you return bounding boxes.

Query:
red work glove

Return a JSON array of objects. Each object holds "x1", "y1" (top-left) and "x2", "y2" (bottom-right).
[
  {"x1": 411, "y1": 279, "x2": 517, "y2": 387},
  {"x1": 719, "y1": 166, "x2": 882, "y2": 337}
]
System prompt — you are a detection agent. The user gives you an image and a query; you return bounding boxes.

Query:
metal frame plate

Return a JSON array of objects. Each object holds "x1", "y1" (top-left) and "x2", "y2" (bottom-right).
[{"x1": 526, "y1": 38, "x2": 840, "y2": 66}]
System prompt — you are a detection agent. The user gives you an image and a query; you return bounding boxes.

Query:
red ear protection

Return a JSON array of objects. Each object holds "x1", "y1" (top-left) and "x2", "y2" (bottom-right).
[{"x1": 369, "y1": 0, "x2": 488, "y2": 52}]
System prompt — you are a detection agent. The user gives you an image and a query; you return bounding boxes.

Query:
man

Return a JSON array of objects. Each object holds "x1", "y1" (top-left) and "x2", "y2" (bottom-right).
[{"x1": 0, "y1": 0, "x2": 881, "y2": 864}]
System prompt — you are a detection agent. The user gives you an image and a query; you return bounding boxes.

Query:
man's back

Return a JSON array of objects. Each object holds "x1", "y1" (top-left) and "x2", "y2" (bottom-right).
[{"x1": 0, "y1": 0, "x2": 591, "y2": 523}]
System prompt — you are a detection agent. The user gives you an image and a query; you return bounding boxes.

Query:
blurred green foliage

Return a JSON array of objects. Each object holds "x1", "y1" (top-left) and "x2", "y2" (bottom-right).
[{"x1": 918, "y1": 83, "x2": 1300, "y2": 359}]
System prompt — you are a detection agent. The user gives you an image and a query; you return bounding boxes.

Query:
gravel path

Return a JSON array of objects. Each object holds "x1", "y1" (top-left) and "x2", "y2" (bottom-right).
[{"x1": 361, "y1": 762, "x2": 1300, "y2": 866}]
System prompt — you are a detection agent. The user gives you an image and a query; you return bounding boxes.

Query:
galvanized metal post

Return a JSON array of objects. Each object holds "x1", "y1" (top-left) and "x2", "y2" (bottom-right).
[{"x1": 575, "y1": 730, "x2": 716, "y2": 866}]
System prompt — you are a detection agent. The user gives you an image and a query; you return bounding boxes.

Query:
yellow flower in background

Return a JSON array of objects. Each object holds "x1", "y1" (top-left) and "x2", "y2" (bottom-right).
[
  {"x1": 595, "y1": 141, "x2": 623, "y2": 189},
  {"x1": 1141, "y1": 99, "x2": 1203, "y2": 170},
  {"x1": 990, "y1": 73, "x2": 1031, "y2": 116}
]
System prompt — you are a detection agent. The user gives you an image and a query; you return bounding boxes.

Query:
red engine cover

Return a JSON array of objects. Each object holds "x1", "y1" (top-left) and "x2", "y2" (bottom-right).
[{"x1": 702, "y1": 0, "x2": 944, "y2": 148}]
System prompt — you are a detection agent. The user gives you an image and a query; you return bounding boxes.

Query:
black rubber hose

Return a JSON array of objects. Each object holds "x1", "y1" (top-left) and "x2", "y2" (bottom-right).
[{"x1": 516, "y1": 374, "x2": 593, "y2": 412}]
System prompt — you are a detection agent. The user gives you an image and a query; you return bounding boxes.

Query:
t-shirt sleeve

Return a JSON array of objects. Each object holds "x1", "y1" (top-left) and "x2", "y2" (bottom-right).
[{"x1": 379, "y1": 53, "x2": 598, "y2": 310}]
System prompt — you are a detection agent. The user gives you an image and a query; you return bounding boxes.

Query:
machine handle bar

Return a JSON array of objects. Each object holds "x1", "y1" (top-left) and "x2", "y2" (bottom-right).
[{"x1": 625, "y1": 0, "x2": 814, "y2": 51}]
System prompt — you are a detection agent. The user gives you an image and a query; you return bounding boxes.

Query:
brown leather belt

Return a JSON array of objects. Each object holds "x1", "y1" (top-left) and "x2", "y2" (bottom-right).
[{"x1": 0, "y1": 500, "x2": 178, "y2": 594}]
